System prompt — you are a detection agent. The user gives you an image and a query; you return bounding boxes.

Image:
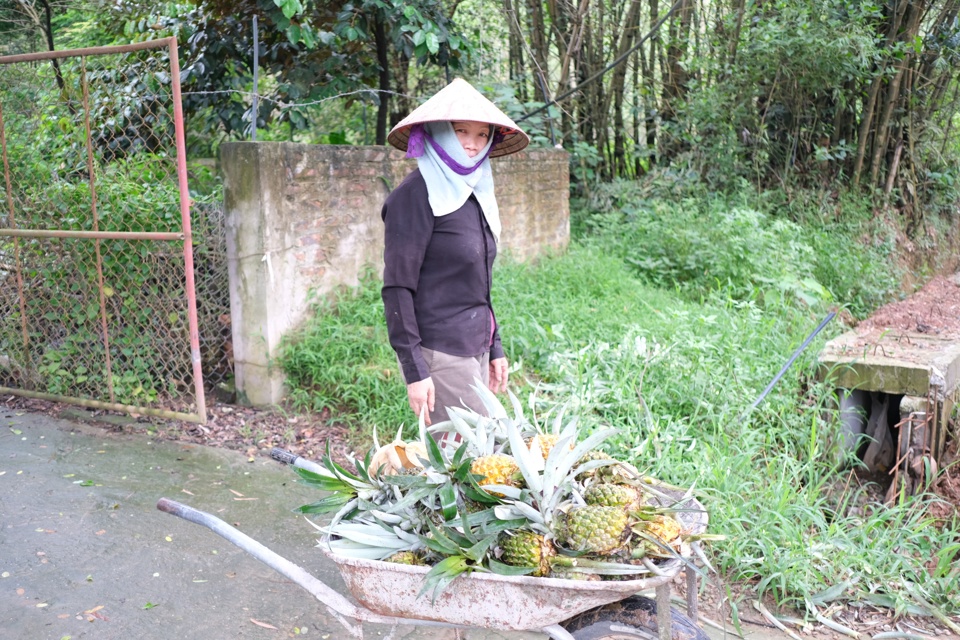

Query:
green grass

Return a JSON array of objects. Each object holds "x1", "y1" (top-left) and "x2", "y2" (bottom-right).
[{"x1": 276, "y1": 186, "x2": 959, "y2": 623}]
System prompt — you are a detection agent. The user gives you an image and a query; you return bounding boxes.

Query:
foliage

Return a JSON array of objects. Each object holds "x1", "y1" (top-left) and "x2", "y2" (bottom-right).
[
  {"x1": 279, "y1": 278, "x2": 410, "y2": 431},
  {"x1": 87, "y1": 0, "x2": 471, "y2": 151},
  {"x1": 571, "y1": 178, "x2": 903, "y2": 318},
  {"x1": 572, "y1": 182, "x2": 830, "y2": 308}
]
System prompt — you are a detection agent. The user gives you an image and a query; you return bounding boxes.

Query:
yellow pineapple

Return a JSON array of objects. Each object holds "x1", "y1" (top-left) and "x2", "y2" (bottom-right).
[
  {"x1": 641, "y1": 513, "x2": 682, "y2": 545},
  {"x1": 470, "y1": 454, "x2": 521, "y2": 497}
]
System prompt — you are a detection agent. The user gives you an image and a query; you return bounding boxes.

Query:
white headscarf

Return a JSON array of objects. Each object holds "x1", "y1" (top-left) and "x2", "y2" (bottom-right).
[{"x1": 416, "y1": 121, "x2": 501, "y2": 242}]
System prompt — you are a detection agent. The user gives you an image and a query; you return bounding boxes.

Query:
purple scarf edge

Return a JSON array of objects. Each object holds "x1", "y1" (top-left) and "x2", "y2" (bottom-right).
[{"x1": 405, "y1": 124, "x2": 505, "y2": 175}]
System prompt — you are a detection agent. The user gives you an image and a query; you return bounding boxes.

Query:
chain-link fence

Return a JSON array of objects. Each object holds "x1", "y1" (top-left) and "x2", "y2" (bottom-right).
[
  {"x1": 192, "y1": 199, "x2": 233, "y2": 393},
  {"x1": 0, "y1": 39, "x2": 214, "y2": 424}
]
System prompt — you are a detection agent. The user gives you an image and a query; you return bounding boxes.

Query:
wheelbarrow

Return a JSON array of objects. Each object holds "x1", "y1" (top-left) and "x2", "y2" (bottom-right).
[{"x1": 156, "y1": 449, "x2": 710, "y2": 640}]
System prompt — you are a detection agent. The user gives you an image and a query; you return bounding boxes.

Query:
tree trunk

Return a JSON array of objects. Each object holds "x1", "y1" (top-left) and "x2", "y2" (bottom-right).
[
  {"x1": 526, "y1": 0, "x2": 550, "y2": 102},
  {"x1": 659, "y1": 0, "x2": 693, "y2": 160},
  {"x1": 868, "y1": 3, "x2": 922, "y2": 188},
  {"x1": 851, "y1": 0, "x2": 910, "y2": 188},
  {"x1": 604, "y1": 0, "x2": 644, "y2": 177},
  {"x1": 373, "y1": 14, "x2": 390, "y2": 145},
  {"x1": 503, "y1": 0, "x2": 528, "y2": 102}
]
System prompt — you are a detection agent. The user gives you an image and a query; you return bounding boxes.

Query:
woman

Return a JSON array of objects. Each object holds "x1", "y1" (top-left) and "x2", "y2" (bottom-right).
[{"x1": 381, "y1": 78, "x2": 530, "y2": 427}]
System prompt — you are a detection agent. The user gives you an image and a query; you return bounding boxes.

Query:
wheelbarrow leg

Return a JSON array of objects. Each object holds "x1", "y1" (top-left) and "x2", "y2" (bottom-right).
[
  {"x1": 657, "y1": 583, "x2": 672, "y2": 640},
  {"x1": 686, "y1": 566, "x2": 698, "y2": 622}
]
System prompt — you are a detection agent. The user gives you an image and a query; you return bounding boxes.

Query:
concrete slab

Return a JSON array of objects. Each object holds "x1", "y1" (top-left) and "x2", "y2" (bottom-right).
[{"x1": 818, "y1": 328, "x2": 960, "y2": 396}]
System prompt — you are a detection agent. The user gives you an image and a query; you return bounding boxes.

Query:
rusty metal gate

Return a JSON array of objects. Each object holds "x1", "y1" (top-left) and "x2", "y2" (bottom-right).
[{"x1": 0, "y1": 38, "x2": 206, "y2": 424}]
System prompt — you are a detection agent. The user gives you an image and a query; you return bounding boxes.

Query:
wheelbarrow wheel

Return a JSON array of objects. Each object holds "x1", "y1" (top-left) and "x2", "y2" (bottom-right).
[{"x1": 563, "y1": 595, "x2": 708, "y2": 640}]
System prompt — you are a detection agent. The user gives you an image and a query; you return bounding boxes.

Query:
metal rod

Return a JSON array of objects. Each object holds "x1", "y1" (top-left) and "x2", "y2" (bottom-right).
[
  {"x1": 80, "y1": 55, "x2": 116, "y2": 404},
  {"x1": 271, "y1": 447, "x2": 327, "y2": 475},
  {"x1": 0, "y1": 386, "x2": 205, "y2": 423},
  {"x1": 686, "y1": 566, "x2": 698, "y2": 621},
  {"x1": 252, "y1": 16, "x2": 259, "y2": 142},
  {"x1": 168, "y1": 37, "x2": 208, "y2": 424},
  {"x1": 746, "y1": 311, "x2": 837, "y2": 413},
  {"x1": 0, "y1": 229, "x2": 185, "y2": 240},
  {"x1": 0, "y1": 38, "x2": 177, "y2": 64},
  {"x1": 657, "y1": 582, "x2": 673, "y2": 640}
]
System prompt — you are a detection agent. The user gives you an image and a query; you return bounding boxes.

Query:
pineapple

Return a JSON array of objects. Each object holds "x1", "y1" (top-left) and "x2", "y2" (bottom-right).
[
  {"x1": 630, "y1": 512, "x2": 684, "y2": 557},
  {"x1": 584, "y1": 482, "x2": 645, "y2": 510},
  {"x1": 643, "y1": 513, "x2": 682, "y2": 544},
  {"x1": 556, "y1": 505, "x2": 630, "y2": 554},
  {"x1": 526, "y1": 433, "x2": 560, "y2": 460},
  {"x1": 470, "y1": 453, "x2": 521, "y2": 497},
  {"x1": 385, "y1": 550, "x2": 427, "y2": 565},
  {"x1": 499, "y1": 530, "x2": 557, "y2": 577}
]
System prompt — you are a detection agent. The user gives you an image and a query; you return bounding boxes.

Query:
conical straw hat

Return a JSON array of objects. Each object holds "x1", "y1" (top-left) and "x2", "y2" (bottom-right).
[{"x1": 387, "y1": 78, "x2": 530, "y2": 158}]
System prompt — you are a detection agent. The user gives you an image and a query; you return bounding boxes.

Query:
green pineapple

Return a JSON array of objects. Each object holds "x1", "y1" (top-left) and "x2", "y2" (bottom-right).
[
  {"x1": 499, "y1": 530, "x2": 557, "y2": 577},
  {"x1": 583, "y1": 482, "x2": 645, "y2": 510},
  {"x1": 556, "y1": 505, "x2": 630, "y2": 554}
]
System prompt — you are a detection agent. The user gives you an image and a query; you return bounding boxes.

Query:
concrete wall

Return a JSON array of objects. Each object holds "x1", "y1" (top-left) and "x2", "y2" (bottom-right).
[{"x1": 221, "y1": 142, "x2": 569, "y2": 406}]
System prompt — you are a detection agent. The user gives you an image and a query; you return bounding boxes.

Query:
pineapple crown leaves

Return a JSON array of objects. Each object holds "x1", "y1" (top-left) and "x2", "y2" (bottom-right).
[
  {"x1": 468, "y1": 376, "x2": 511, "y2": 421},
  {"x1": 548, "y1": 555, "x2": 657, "y2": 576},
  {"x1": 418, "y1": 518, "x2": 500, "y2": 602},
  {"x1": 418, "y1": 516, "x2": 497, "y2": 562},
  {"x1": 312, "y1": 517, "x2": 421, "y2": 561},
  {"x1": 447, "y1": 508, "x2": 526, "y2": 537},
  {"x1": 420, "y1": 556, "x2": 472, "y2": 603},
  {"x1": 294, "y1": 443, "x2": 384, "y2": 516},
  {"x1": 486, "y1": 557, "x2": 536, "y2": 577},
  {"x1": 445, "y1": 407, "x2": 504, "y2": 457}
]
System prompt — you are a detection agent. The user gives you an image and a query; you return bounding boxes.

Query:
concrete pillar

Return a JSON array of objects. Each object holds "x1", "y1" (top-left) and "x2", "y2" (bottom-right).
[{"x1": 221, "y1": 143, "x2": 289, "y2": 406}]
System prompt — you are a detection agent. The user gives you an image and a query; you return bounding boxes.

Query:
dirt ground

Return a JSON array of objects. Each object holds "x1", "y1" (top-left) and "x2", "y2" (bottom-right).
[{"x1": 3, "y1": 272, "x2": 960, "y2": 639}]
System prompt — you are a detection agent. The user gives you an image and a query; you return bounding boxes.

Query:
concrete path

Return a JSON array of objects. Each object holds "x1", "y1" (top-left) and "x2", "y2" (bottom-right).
[{"x1": 0, "y1": 409, "x2": 786, "y2": 640}]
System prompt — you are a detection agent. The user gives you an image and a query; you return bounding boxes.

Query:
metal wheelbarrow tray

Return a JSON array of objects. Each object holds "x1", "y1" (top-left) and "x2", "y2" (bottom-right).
[{"x1": 327, "y1": 547, "x2": 683, "y2": 630}]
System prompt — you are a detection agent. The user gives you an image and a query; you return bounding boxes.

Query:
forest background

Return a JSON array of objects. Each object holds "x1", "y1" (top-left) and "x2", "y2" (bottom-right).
[{"x1": 2, "y1": 0, "x2": 960, "y2": 636}]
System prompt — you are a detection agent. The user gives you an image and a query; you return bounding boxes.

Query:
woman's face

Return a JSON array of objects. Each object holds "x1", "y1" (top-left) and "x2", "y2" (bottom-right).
[{"x1": 451, "y1": 121, "x2": 492, "y2": 158}]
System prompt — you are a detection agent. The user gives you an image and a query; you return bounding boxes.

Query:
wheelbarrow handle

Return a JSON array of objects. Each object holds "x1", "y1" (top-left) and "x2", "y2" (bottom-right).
[
  {"x1": 270, "y1": 447, "x2": 328, "y2": 475},
  {"x1": 156, "y1": 498, "x2": 370, "y2": 627}
]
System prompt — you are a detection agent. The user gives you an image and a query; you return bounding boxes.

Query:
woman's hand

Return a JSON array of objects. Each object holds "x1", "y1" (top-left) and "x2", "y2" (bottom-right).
[
  {"x1": 407, "y1": 378, "x2": 436, "y2": 426},
  {"x1": 488, "y1": 357, "x2": 508, "y2": 394}
]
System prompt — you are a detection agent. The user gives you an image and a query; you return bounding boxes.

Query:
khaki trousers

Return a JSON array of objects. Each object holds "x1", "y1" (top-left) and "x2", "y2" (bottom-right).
[{"x1": 419, "y1": 347, "x2": 490, "y2": 426}]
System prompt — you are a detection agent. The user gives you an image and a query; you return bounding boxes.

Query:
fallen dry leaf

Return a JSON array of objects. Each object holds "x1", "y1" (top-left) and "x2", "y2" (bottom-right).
[
  {"x1": 249, "y1": 618, "x2": 278, "y2": 630},
  {"x1": 84, "y1": 605, "x2": 104, "y2": 614},
  {"x1": 94, "y1": 530, "x2": 106, "y2": 536},
  {"x1": 16, "y1": 588, "x2": 25, "y2": 596}
]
